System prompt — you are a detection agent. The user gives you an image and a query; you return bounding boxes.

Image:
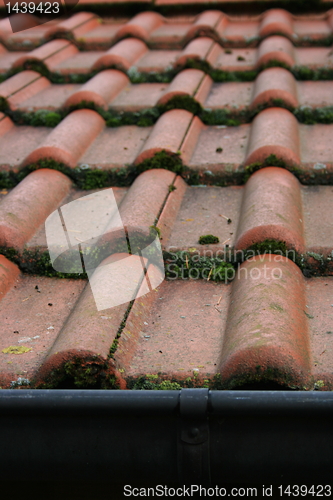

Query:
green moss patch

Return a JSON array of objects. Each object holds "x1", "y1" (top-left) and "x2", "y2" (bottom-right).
[
  {"x1": 36, "y1": 356, "x2": 119, "y2": 389},
  {"x1": 199, "y1": 234, "x2": 220, "y2": 245},
  {"x1": 126, "y1": 374, "x2": 211, "y2": 390}
]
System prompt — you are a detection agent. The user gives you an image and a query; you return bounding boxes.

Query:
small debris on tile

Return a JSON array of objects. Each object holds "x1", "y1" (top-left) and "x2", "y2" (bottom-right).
[{"x1": 219, "y1": 214, "x2": 232, "y2": 224}]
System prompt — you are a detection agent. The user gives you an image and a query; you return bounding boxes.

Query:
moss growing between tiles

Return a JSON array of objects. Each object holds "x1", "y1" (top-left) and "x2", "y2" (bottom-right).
[
  {"x1": 109, "y1": 300, "x2": 135, "y2": 360},
  {"x1": 135, "y1": 150, "x2": 184, "y2": 176},
  {"x1": 126, "y1": 374, "x2": 211, "y2": 390},
  {"x1": 244, "y1": 239, "x2": 289, "y2": 259},
  {"x1": 294, "y1": 106, "x2": 333, "y2": 124},
  {"x1": 244, "y1": 155, "x2": 333, "y2": 185},
  {"x1": 244, "y1": 154, "x2": 289, "y2": 179},
  {"x1": 7, "y1": 100, "x2": 333, "y2": 128},
  {"x1": 293, "y1": 66, "x2": 333, "y2": 81},
  {"x1": 158, "y1": 95, "x2": 202, "y2": 115},
  {"x1": 210, "y1": 367, "x2": 309, "y2": 391},
  {"x1": 36, "y1": 357, "x2": 120, "y2": 389},
  {"x1": 0, "y1": 247, "x2": 88, "y2": 279},
  {"x1": 199, "y1": 234, "x2": 219, "y2": 245},
  {"x1": 0, "y1": 171, "x2": 17, "y2": 189}
]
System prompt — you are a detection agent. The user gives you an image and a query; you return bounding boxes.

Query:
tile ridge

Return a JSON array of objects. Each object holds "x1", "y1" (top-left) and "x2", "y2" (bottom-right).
[
  {"x1": 256, "y1": 35, "x2": 296, "y2": 69},
  {"x1": 22, "y1": 109, "x2": 105, "y2": 169},
  {"x1": 218, "y1": 255, "x2": 312, "y2": 389},
  {"x1": 235, "y1": 167, "x2": 305, "y2": 254},
  {"x1": 156, "y1": 68, "x2": 209, "y2": 107},
  {"x1": 245, "y1": 107, "x2": 300, "y2": 169},
  {"x1": 0, "y1": 254, "x2": 20, "y2": 299},
  {"x1": 92, "y1": 37, "x2": 148, "y2": 72},
  {"x1": 134, "y1": 108, "x2": 194, "y2": 165},
  {"x1": 0, "y1": 169, "x2": 72, "y2": 250},
  {"x1": 250, "y1": 66, "x2": 299, "y2": 111},
  {"x1": 259, "y1": 9, "x2": 294, "y2": 40},
  {"x1": 64, "y1": 69, "x2": 129, "y2": 110},
  {"x1": 114, "y1": 11, "x2": 164, "y2": 43}
]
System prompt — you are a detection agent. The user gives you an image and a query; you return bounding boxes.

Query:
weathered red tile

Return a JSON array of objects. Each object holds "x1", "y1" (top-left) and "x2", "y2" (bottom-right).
[
  {"x1": 64, "y1": 69, "x2": 129, "y2": 110},
  {"x1": 0, "y1": 169, "x2": 72, "y2": 249},
  {"x1": 26, "y1": 186, "x2": 128, "y2": 252},
  {"x1": 92, "y1": 38, "x2": 148, "y2": 72},
  {"x1": 135, "y1": 109, "x2": 194, "y2": 164},
  {"x1": 0, "y1": 255, "x2": 20, "y2": 299},
  {"x1": 0, "y1": 273, "x2": 86, "y2": 388},
  {"x1": 34, "y1": 266, "x2": 127, "y2": 387},
  {"x1": 185, "y1": 10, "x2": 226, "y2": 42},
  {"x1": 250, "y1": 67, "x2": 298, "y2": 110},
  {"x1": 188, "y1": 123, "x2": 249, "y2": 176},
  {"x1": 297, "y1": 81, "x2": 333, "y2": 108},
  {"x1": 45, "y1": 12, "x2": 99, "y2": 39},
  {"x1": 115, "y1": 279, "x2": 227, "y2": 383},
  {"x1": 245, "y1": 107, "x2": 300, "y2": 167},
  {"x1": 299, "y1": 124, "x2": 333, "y2": 174},
  {"x1": 1, "y1": 71, "x2": 50, "y2": 110},
  {"x1": 293, "y1": 19, "x2": 331, "y2": 43},
  {"x1": 115, "y1": 12, "x2": 164, "y2": 42},
  {"x1": 301, "y1": 185, "x2": 333, "y2": 256},
  {"x1": 76, "y1": 23, "x2": 124, "y2": 50},
  {"x1": 259, "y1": 9, "x2": 294, "y2": 39},
  {"x1": 256, "y1": 35, "x2": 295, "y2": 68},
  {"x1": 157, "y1": 175, "x2": 188, "y2": 245},
  {"x1": 111, "y1": 82, "x2": 166, "y2": 112},
  {"x1": 148, "y1": 23, "x2": 192, "y2": 49},
  {"x1": 296, "y1": 46, "x2": 333, "y2": 69},
  {"x1": 165, "y1": 184, "x2": 243, "y2": 253},
  {"x1": 13, "y1": 40, "x2": 78, "y2": 71},
  {"x1": 23, "y1": 109, "x2": 105, "y2": 168},
  {"x1": 176, "y1": 37, "x2": 216, "y2": 68},
  {"x1": 163, "y1": 172, "x2": 333, "y2": 259},
  {"x1": 79, "y1": 126, "x2": 151, "y2": 169},
  {"x1": 0, "y1": 120, "x2": 48, "y2": 172},
  {"x1": 157, "y1": 68, "x2": 209, "y2": 106},
  {"x1": 306, "y1": 277, "x2": 333, "y2": 388},
  {"x1": 0, "y1": 71, "x2": 41, "y2": 101},
  {"x1": 235, "y1": 167, "x2": 305, "y2": 253},
  {"x1": 180, "y1": 115, "x2": 205, "y2": 165},
  {"x1": 134, "y1": 48, "x2": 180, "y2": 73},
  {"x1": 219, "y1": 255, "x2": 312, "y2": 389},
  {"x1": 221, "y1": 20, "x2": 258, "y2": 46},
  {"x1": 114, "y1": 168, "x2": 177, "y2": 239},
  {"x1": 14, "y1": 83, "x2": 79, "y2": 112},
  {"x1": 204, "y1": 81, "x2": 252, "y2": 110}
]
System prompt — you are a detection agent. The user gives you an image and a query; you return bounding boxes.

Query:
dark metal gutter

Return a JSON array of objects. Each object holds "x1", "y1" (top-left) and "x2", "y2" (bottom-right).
[{"x1": 0, "y1": 389, "x2": 332, "y2": 484}]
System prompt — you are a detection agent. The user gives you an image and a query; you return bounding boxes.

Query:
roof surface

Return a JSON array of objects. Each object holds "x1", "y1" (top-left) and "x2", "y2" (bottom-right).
[{"x1": 0, "y1": 6, "x2": 332, "y2": 391}]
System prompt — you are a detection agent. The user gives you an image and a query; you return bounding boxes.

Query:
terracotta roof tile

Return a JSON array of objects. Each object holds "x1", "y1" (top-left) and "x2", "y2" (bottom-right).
[
  {"x1": 0, "y1": 7, "x2": 333, "y2": 391},
  {"x1": 2, "y1": 10, "x2": 333, "y2": 51},
  {"x1": 0, "y1": 106, "x2": 333, "y2": 181},
  {"x1": 22, "y1": 109, "x2": 105, "y2": 168},
  {"x1": 1, "y1": 32, "x2": 333, "y2": 80},
  {"x1": 0, "y1": 168, "x2": 72, "y2": 249},
  {"x1": 3, "y1": 66, "x2": 333, "y2": 119}
]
